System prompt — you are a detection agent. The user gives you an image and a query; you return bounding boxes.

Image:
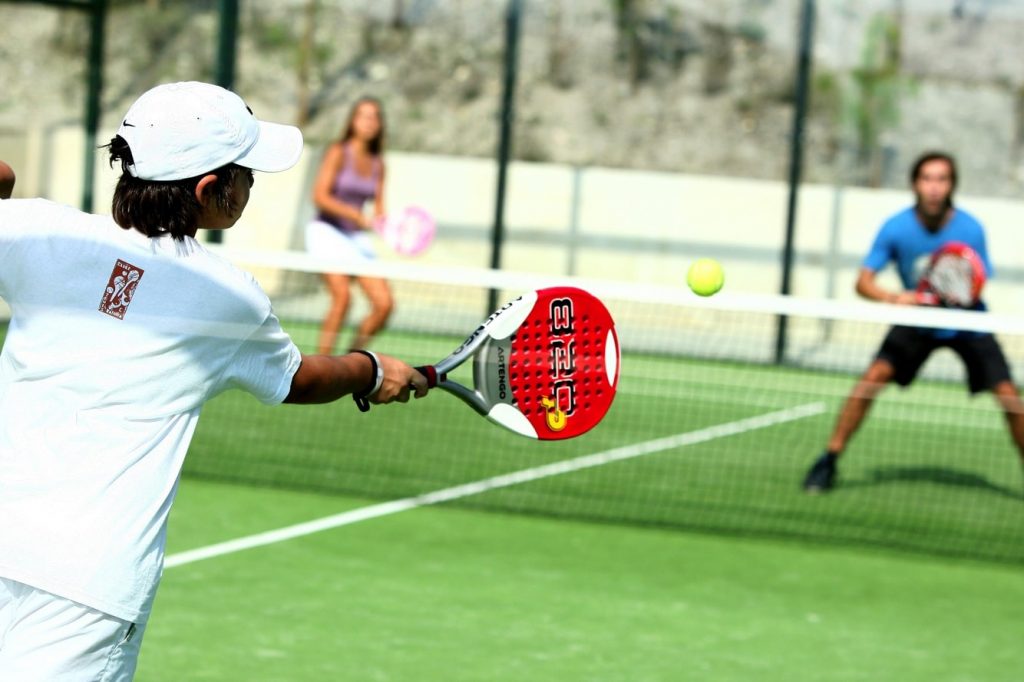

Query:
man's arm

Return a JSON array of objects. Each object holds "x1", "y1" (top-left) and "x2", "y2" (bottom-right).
[
  {"x1": 284, "y1": 351, "x2": 428, "y2": 405},
  {"x1": 855, "y1": 267, "x2": 917, "y2": 305},
  {"x1": 858, "y1": 220, "x2": 919, "y2": 305},
  {"x1": 0, "y1": 160, "x2": 15, "y2": 199}
]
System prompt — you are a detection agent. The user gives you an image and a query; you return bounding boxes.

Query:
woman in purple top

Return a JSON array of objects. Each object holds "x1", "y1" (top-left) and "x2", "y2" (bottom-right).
[{"x1": 306, "y1": 97, "x2": 394, "y2": 353}]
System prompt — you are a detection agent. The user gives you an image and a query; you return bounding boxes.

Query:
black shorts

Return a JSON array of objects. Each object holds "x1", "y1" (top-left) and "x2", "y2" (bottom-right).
[{"x1": 876, "y1": 325, "x2": 1013, "y2": 394}]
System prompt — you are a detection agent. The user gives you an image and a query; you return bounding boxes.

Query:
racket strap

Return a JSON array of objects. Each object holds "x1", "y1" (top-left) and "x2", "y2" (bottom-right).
[{"x1": 351, "y1": 350, "x2": 384, "y2": 412}]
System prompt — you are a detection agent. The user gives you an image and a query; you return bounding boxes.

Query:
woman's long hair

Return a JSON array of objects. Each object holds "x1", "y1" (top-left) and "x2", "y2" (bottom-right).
[{"x1": 339, "y1": 97, "x2": 385, "y2": 156}]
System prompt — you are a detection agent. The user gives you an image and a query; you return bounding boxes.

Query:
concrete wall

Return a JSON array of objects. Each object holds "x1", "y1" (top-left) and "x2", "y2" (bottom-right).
[{"x1": 5, "y1": 125, "x2": 1024, "y2": 315}]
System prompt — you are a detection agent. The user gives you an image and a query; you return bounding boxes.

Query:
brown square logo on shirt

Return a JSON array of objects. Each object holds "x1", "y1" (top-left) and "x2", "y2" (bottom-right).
[{"x1": 99, "y1": 259, "x2": 144, "y2": 320}]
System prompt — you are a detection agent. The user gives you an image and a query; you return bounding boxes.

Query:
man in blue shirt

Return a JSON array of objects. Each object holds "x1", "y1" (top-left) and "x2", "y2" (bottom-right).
[{"x1": 802, "y1": 151, "x2": 1024, "y2": 492}]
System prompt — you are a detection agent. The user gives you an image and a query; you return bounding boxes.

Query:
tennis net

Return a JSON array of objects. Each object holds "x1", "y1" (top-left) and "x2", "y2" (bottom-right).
[{"x1": 183, "y1": 247, "x2": 1024, "y2": 564}]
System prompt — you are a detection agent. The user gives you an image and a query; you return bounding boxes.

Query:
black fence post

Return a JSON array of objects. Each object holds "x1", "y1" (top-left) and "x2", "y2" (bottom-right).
[
  {"x1": 81, "y1": 0, "x2": 106, "y2": 213},
  {"x1": 775, "y1": 0, "x2": 815, "y2": 364},
  {"x1": 487, "y1": 0, "x2": 523, "y2": 313},
  {"x1": 208, "y1": 0, "x2": 239, "y2": 244}
]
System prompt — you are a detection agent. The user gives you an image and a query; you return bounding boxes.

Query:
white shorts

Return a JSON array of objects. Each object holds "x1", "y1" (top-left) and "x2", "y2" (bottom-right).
[
  {"x1": 305, "y1": 219, "x2": 377, "y2": 264},
  {"x1": 0, "y1": 577, "x2": 144, "y2": 682}
]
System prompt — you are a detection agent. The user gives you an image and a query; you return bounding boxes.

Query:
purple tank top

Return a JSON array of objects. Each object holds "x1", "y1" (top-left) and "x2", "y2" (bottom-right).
[{"x1": 317, "y1": 143, "x2": 380, "y2": 233}]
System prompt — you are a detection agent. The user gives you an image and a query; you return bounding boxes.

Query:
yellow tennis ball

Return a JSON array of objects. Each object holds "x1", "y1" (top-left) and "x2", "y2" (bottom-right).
[{"x1": 687, "y1": 258, "x2": 724, "y2": 296}]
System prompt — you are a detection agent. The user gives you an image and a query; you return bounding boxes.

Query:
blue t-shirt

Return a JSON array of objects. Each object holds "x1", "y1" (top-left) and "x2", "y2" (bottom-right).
[
  {"x1": 863, "y1": 206, "x2": 993, "y2": 336},
  {"x1": 864, "y1": 206, "x2": 993, "y2": 296}
]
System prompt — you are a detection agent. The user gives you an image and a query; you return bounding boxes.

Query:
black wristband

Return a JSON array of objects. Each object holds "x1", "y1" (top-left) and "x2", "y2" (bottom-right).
[{"x1": 352, "y1": 350, "x2": 382, "y2": 413}]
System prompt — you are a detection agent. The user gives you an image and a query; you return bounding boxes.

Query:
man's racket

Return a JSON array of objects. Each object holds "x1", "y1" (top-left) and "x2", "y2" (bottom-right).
[
  {"x1": 415, "y1": 286, "x2": 619, "y2": 440},
  {"x1": 915, "y1": 241, "x2": 987, "y2": 308},
  {"x1": 373, "y1": 205, "x2": 435, "y2": 256}
]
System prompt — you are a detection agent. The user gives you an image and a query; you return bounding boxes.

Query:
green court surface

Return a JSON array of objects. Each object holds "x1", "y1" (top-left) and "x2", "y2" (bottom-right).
[
  {"x1": 137, "y1": 479, "x2": 1024, "y2": 682},
  {"x1": 183, "y1": 326, "x2": 1024, "y2": 564},
  {"x1": 2, "y1": 315, "x2": 1022, "y2": 680},
  {"x1": 141, "y1": 322, "x2": 1023, "y2": 679}
]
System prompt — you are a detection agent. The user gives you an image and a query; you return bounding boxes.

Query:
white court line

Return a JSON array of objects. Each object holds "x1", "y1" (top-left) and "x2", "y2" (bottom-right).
[{"x1": 165, "y1": 402, "x2": 826, "y2": 569}]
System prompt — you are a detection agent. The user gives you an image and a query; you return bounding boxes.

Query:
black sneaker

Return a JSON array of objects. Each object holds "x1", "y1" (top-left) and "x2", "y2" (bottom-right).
[{"x1": 802, "y1": 452, "x2": 838, "y2": 493}]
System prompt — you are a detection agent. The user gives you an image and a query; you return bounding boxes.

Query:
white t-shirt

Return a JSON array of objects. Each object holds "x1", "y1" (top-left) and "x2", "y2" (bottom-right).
[{"x1": 0, "y1": 198, "x2": 302, "y2": 622}]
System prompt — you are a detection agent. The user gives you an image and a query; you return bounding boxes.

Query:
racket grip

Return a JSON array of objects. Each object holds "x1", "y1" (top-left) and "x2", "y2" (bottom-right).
[{"x1": 415, "y1": 365, "x2": 438, "y2": 388}]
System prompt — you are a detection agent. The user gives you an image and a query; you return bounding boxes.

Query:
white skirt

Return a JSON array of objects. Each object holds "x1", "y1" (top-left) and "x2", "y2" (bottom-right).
[{"x1": 305, "y1": 219, "x2": 377, "y2": 263}]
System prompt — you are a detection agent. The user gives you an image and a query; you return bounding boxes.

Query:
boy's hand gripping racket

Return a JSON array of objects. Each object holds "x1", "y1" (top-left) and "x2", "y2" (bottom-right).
[
  {"x1": 416, "y1": 286, "x2": 619, "y2": 440},
  {"x1": 915, "y1": 241, "x2": 987, "y2": 308},
  {"x1": 373, "y1": 205, "x2": 436, "y2": 256}
]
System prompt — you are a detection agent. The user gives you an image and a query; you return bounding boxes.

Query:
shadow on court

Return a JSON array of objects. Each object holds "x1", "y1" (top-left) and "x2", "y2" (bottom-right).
[{"x1": 842, "y1": 465, "x2": 1024, "y2": 500}]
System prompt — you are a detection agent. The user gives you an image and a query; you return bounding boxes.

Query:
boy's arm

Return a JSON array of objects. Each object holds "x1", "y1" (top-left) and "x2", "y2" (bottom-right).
[
  {"x1": 0, "y1": 161, "x2": 14, "y2": 199},
  {"x1": 284, "y1": 351, "x2": 428, "y2": 405}
]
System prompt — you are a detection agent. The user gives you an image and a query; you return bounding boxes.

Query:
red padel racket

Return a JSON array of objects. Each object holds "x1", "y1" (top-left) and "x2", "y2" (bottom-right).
[
  {"x1": 915, "y1": 241, "x2": 987, "y2": 308},
  {"x1": 416, "y1": 286, "x2": 619, "y2": 440}
]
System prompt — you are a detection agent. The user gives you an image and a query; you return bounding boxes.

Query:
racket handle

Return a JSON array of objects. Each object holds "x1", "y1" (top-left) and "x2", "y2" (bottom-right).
[{"x1": 415, "y1": 365, "x2": 438, "y2": 388}]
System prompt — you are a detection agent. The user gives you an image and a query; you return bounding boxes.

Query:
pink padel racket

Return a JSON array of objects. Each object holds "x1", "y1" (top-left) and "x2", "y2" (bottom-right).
[
  {"x1": 915, "y1": 241, "x2": 987, "y2": 308},
  {"x1": 416, "y1": 286, "x2": 619, "y2": 440},
  {"x1": 373, "y1": 205, "x2": 436, "y2": 256}
]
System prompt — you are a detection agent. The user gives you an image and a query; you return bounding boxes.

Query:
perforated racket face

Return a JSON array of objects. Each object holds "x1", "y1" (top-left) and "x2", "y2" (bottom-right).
[
  {"x1": 917, "y1": 242, "x2": 986, "y2": 307},
  {"x1": 475, "y1": 287, "x2": 619, "y2": 440},
  {"x1": 377, "y1": 205, "x2": 435, "y2": 256}
]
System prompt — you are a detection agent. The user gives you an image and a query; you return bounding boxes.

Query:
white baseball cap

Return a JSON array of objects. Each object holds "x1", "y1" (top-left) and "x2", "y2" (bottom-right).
[{"x1": 116, "y1": 81, "x2": 303, "y2": 181}]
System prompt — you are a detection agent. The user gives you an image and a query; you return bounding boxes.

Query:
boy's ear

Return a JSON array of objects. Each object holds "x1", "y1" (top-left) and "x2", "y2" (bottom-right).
[{"x1": 194, "y1": 173, "x2": 218, "y2": 205}]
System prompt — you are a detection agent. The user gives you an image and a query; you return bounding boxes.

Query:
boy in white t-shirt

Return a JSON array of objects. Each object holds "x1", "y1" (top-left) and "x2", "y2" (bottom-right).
[{"x1": 0, "y1": 81, "x2": 428, "y2": 681}]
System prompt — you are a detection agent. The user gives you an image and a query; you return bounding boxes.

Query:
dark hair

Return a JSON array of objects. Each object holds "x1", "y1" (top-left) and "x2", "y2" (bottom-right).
[
  {"x1": 339, "y1": 97, "x2": 385, "y2": 156},
  {"x1": 105, "y1": 135, "x2": 250, "y2": 240},
  {"x1": 910, "y1": 151, "x2": 957, "y2": 188}
]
